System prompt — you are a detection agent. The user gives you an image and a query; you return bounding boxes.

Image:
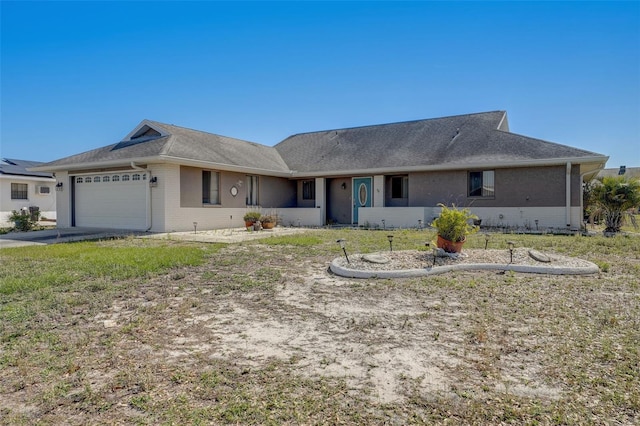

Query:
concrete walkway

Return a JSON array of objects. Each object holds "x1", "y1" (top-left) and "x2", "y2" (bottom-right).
[
  {"x1": 0, "y1": 226, "x2": 311, "y2": 248},
  {"x1": 0, "y1": 228, "x2": 146, "y2": 249},
  {"x1": 143, "y1": 227, "x2": 311, "y2": 243}
]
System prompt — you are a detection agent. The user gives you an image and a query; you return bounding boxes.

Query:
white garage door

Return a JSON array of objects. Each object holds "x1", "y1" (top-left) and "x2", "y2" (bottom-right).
[{"x1": 74, "y1": 172, "x2": 147, "y2": 230}]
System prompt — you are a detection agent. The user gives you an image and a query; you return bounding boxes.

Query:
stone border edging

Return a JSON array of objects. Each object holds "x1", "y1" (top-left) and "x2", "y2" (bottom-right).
[{"x1": 329, "y1": 257, "x2": 600, "y2": 279}]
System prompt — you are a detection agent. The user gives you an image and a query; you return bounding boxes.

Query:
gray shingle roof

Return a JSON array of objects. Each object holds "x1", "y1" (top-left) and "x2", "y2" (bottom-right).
[
  {"x1": 36, "y1": 121, "x2": 291, "y2": 174},
  {"x1": 33, "y1": 111, "x2": 607, "y2": 175},
  {"x1": 0, "y1": 158, "x2": 53, "y2": 178},
  {"x1": 149, "y1": 121, "x2": 290, "y2": 173},
  {"x1": 274, "y1": 111, "x2": 605, "y2": 173}
]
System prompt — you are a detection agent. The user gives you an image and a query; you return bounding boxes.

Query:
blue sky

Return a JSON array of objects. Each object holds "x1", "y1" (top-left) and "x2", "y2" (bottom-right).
[{"x1": 1, "y1": 1, "x2": 639, "y2": 168}]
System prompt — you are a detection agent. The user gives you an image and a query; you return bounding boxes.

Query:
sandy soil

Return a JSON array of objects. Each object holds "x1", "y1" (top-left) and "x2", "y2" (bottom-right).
[{"x1": 91, "y1": 245, "x2": 570, "y2": 405}]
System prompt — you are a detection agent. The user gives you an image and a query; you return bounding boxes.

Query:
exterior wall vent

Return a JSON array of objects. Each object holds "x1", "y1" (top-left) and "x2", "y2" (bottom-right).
[{"x1": 37, "y1": 185, "x2": 51, "y2": 195}]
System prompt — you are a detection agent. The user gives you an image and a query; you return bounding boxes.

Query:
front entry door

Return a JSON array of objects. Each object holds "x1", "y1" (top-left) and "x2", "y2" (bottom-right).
[{"x1": 352, "y1": 177, "x2": 372, "y2": 224}]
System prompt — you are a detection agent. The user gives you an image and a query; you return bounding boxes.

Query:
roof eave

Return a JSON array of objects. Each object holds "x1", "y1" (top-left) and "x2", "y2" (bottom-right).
[
  {"x1": 0, "y1": 174, "x2": 56, "y2": 182},
  {"x1": 291, "y1": 156, "x2": 609, "y2": 178},
  {"x1": 160, "y1": 156, "x2": 293, "y2": 177},
  {"x1": 29, "y1": 155, "x2": 294, "y2": 177},
  {"x1": 28, "y1": 156, "x2": 162, "y2": 173}
]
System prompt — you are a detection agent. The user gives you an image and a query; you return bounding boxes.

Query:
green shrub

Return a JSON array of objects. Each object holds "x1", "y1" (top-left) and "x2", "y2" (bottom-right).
[{"x1": 8, "y1": 209, "x2": 40, "y2": 231}]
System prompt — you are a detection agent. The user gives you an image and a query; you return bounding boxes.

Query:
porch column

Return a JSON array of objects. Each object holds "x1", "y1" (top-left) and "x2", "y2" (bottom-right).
[
  {"x1": 315, "y1": 178, "x2": 326, "y2": 225},
  {"x1": 373, "y1": 175, "x2": 384, "y2": 207}
]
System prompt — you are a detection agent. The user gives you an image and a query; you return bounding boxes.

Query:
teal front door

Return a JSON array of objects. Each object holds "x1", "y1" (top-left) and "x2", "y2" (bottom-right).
[{"x1": 352, "y1": 177, "x2": 372, "y2": 224}]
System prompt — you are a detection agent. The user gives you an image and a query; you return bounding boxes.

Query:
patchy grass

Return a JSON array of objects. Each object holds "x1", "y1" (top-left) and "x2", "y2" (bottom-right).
[{"x1": 1, "y1": 230, "x2": 639, "y2": 424}]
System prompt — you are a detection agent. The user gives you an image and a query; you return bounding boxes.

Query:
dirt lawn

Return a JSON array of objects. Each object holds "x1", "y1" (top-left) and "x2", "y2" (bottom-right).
[{"x1": 2, "y1": 231, "x2": 639, "y2": 424}]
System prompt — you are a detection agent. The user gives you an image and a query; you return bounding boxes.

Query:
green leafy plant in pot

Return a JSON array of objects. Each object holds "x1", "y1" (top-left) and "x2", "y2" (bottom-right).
[
  {"x1": 431, "y1": 203, "x2": 479, "y2": 253},
  {"x1": 243, "y1": 211, "x2": 261, "y2": 227}
]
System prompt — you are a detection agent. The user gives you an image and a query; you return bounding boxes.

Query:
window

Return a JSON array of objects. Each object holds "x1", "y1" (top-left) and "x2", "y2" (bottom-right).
[
  {"x1": 302, "y1": 180, "x2": 315, "y2": 200},
  {"x1": 246, "y1": 175, "x2": 259, "y2": 206},
  {"x1": 76, "y1": 177, "x2": 84, "y2": 183},
  {"x1": 38, "y1": 186, "x2": 50, "y2": 194},
  {"x1": 202, "y1": 170, "x2": 220, "y2": 204},
  {"x1": 132, "y1": 174, "x2": 140, "y2": 181},
  {"x1": 103, "y1": 176, "x2": 110, "y2": 182},
  {"x1": 122, "y1": 174, "x2": 130, "y2": 181},
  {"x1": 391, "y1": 176, "x2": 408, "y2": 199},
  {"x1": 11, "y1": 183, "x2": 28, "y2": 200},
  {"x1": 94, "y1": 176, "x2": 101, "y2": 182},
  {"x1": 469, "y1": 170, "x2": 495, "y2": 197},
  {"x1": 112, "y1": 175, "x2": 120, "y2": 182},
  {"x1": 85, "y1": 177, "x2": 92, "y2": 183}
]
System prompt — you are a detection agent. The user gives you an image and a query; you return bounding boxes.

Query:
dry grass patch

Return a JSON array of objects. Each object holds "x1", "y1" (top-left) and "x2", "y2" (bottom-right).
[{"x1": 1, "y1": 230, "x2": 639, "y2": 424}]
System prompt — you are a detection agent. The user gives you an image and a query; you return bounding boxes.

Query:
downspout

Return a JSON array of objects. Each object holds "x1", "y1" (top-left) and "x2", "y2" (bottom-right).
[
  {"x1": 131, "y1": 162, "x2": 152, "y2": 231},
  {"x1": 566, "y1": 162, "x2": 572, "y2": 228}
]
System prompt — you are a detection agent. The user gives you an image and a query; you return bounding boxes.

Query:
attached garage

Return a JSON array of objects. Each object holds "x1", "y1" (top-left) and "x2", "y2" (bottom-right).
[{"x1": 73, "y1": 172, "x2": 148, "y2": 230}]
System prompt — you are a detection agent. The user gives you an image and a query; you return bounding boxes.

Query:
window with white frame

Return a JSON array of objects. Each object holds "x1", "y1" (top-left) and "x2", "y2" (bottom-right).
[
  {"x1": 391, "y1": 175, "x2": 408, "y2": 199},
  {"x1": 302, "y1": 180, "x2": 315, "y2": 200},
  {"x1": 11, "y1": 183, "x2": 28, "y2": 200},
  {"x1": 202, "y1": 170, "x2": 220, "y2": 204},
  {"x1": 468, "y1": 170, "x2": 495, "y2": 197},
  {"x1": 246, "y1": 175, "x2": 259, "y2": 206}
]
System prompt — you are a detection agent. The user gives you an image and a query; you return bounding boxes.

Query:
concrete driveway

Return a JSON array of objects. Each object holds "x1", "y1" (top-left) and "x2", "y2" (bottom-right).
[
  {"x1": 0, "y1": 228, "x2": 146, "y2": 249},
  {"x1": 0, "y1": 226, "x2": 312, "y2": 248}
]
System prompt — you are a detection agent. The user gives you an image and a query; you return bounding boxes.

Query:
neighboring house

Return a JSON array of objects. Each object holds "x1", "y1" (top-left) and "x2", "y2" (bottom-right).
[
  {"x1": 1, "y1": 158, "x2": 57, "y2": 227},
  {"x1": 598, "y1": 166, "x2": 640, "y2": 180},
  {"x1": 31, "y1": 111, "x2": 608, "y2": 232}
]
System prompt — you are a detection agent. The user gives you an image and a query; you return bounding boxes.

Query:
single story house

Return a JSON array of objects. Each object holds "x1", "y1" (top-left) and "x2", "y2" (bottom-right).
[
  {"x1": 1, "y1": 158, "x2": 57, "y2": 227},
  {"x1": 31, "y1": 111, "x2": 608, "y2": 232}
]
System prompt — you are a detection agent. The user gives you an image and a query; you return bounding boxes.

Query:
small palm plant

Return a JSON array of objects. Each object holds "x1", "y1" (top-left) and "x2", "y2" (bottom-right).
[
  {"x1": 589, "y1": 176, "x2": 640, "y2": 234},
  {"x1": 431, "y1": 204, "x2": 479, "y2": 253}
]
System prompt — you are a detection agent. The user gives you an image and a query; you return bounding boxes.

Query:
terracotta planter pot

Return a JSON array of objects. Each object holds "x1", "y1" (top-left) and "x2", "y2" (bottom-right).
[
  {"x1": 245, "y1": 221, "x2": 255, "y2": 228},
  {"x1": 437, "y1": 235, "x2": 466, "y2": 253},
  {"x1": 262, "y1": 222, "x2": 275, "y2": 230}
]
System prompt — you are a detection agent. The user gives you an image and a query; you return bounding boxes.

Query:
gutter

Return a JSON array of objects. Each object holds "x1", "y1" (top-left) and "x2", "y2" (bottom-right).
[
  {"x1": 29, "y1": 155, "x2": 293, "y2": 177},
  {"x1": 566, "y1": 162, "x2": 572, "y2": 228},
  {"x1": 293, "y1": 156, "x2": 609, "y2": 178},
  {"x1": 131, "y1": 162, "x2": 152, "y2": 231},
  {"x1": 0, "y1": 175, "x2": 56, "y2": 183}
]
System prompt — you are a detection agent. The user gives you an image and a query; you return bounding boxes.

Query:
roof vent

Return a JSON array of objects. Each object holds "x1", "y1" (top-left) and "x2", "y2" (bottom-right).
[{"x1": 618, "y1": 165, "x2": 626, "y2": 175}]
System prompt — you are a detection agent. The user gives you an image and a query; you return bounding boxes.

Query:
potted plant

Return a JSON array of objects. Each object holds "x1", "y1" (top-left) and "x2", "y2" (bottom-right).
[
  {"x1": 431, "y1": 203, "x2": 479, "y2": 253},
  {"x1": 243, "y1": 211, "x2": 261, "y2": 228},
  {"x1": 260, "y1": 215, "x2": 276, "y2": 229}
]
